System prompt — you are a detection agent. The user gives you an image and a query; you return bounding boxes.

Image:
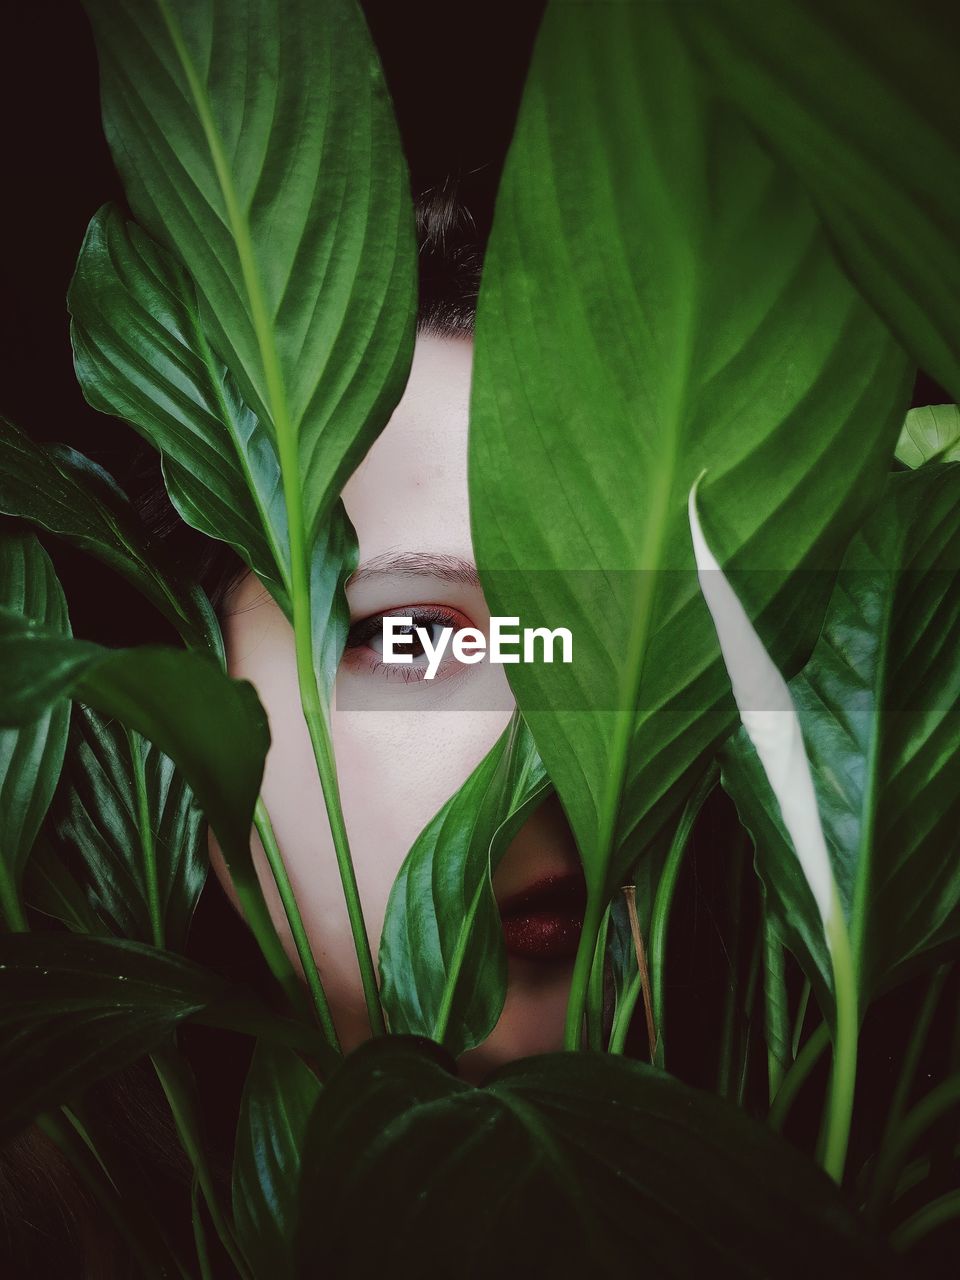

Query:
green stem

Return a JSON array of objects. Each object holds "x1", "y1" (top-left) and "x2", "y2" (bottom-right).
[
  {"x1": 127, "y1": 728, "x2": 163, "y2": 949},
  {"x1": 791, "y1": 978, "x2": 812, "y2": 1060},
  {"x1": 737, "y1": 928, "x2": 763, "y2": 1108},
  {"x1": 881, "y1": 963, "x2": 951, "y2": 1154},
  {"x1": 649, "y1": 764, "x2": 717, "y2": 1067},
  {"x1": 152, "y1": 1049, "x2": 251, "y2": 1280},
  {"x1": 564, "y1": 893, "x2": 605, "y2": 1050},
  {"x1": 763, "y1": 918, "x2": 789, "y2": 1105},
  {"x1": 159, "y1": 0, "x2": 380, "y2": 1035},
  {"x1": 585, "y1": 905, "x2": 610, "y2": 1051},
  {"x1": 608, "y1": 768, "x2": 715, "y2": 1059},
  {"x1": 302, "y1": 699, "x2": 384, "y2": 1036},
  {"x1": 868, "y1": 1073, "x2": 960, "y2": 1220},
  {"x1": 254, "y1": 798, "x2": 340, "y2": 1051},
  {"x1": 717, "y1": 834, "x2": 747, "y2": 1100},
  {"x1": 768, "y1": 1021, "x2": 830, "y2": 1131},
  {"x1": 608, "y1": 969, "x2": 640, "y2": 1056},
  {"x1": 190, "y1": 1175, "x2": 215, "y2": 1280},
  {"x1": 821, "y1": 893, "x2": 859, "y2": 1183},
  {"x1": 890, "y1": 1189, "x2": 960, "y2": 1253}
]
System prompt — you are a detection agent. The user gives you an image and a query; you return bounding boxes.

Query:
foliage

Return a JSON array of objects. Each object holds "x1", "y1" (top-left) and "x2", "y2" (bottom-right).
[{"x1": 0, "y1": 0, "x2": 958, "y2": 1274}]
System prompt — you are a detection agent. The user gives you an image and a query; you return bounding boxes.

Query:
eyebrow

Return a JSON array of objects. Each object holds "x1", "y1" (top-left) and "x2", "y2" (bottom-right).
[{"x1": 347, "y1": 551, "x2": 480, "y2": 587}]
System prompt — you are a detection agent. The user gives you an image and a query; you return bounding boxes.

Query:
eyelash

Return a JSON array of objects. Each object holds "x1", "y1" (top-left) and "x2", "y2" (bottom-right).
[{"x1": 344, "y1": 604, "x2": 472, "y2": 682}]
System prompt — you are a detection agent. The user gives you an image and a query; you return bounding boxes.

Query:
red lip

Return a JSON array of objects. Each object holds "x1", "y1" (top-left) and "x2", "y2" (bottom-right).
[{"x1": 498, "y1": 871, "x2": 587, "y2": 961}]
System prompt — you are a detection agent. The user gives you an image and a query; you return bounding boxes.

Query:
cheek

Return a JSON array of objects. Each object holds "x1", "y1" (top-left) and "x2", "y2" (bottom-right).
[
  {"x1": 330, "y1": 703, "x2": 511, "y2": 942},
  {"x1": 214, "y1": 598, "x2": 513, "y2": 1041}
]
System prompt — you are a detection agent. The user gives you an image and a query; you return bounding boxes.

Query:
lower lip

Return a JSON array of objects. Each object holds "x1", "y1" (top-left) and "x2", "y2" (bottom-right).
[{"x1": 499, "y1": 873, "x2": 586, "y2": 961}]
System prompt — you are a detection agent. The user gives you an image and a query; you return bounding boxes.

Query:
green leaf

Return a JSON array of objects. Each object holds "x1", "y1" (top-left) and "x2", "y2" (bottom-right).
[
  {"x1": 233, "y1": 1043, "x2": 321, "y2": 1280},
  {"x1": 69, "y1": 205, "x2": 290, "y2": 604},
  {"x1": 722, "y1": 466, "x2": 960, "y2": 1017},
  {"x1": 0, "y1": 417, "x2": 218, "y2": 653},
  {"x1": 53, "y1": 705, "x2": 205, "y2": 950},
  {"x1": 82, "y1": 0, "x2": 417, "y2": 543},
  {"x1": 0, "y1": 933, "x2": 269, "y2": 1143},
  {"x1": 896, "y1": 404, "x2": 960, "y2": 469},
  {"x1": 378, "y1": 713, "x2": 548, "y2": 1055},
  {"x1": 297, "y1": 1037, "x2": 898, "y2": 1277},
  {"x1": 469, "y1": 2, "x2": 911, "y2": 920},
  {"x1": 0, "y1": 615, "x2": 277, "y2": 964},
  {"x1": 677, "y1": 0, "x2": 960, "y2": 401},
  {"x1": 0, "y1": 532, "x2": 71, "y2": 928}
]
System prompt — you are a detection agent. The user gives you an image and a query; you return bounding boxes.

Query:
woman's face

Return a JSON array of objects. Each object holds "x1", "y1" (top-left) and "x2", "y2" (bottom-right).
[{"x1": 212, "y1": 333, "x2": 583, "y2": 1075}]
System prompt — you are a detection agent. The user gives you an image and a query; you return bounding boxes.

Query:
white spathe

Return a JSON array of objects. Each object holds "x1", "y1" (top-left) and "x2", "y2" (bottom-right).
[{"x1": 688, "y1": 477, "x2": 836, "y2": 934}]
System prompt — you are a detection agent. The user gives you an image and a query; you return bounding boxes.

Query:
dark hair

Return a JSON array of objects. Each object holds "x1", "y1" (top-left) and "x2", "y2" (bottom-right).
[{"x1": 130, "y1": 177, "x2": 487, "y2": 610}]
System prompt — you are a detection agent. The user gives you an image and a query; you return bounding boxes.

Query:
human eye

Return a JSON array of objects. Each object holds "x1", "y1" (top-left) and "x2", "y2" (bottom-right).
[{"x1": 342, "y1": 604, "x2": 476, "y2": 682}]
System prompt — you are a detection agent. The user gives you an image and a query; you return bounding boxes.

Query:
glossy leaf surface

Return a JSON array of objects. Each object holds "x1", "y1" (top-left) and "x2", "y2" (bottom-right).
[
  {"x1": 297, "y1": 1037, "x2": 897, "y2": 1277},
  {"x1": 469, "y1": 2, "x2": 911, "y2": 908},
  {"x1": 0, "y1": 934, "x2": 264, "y2": 1142},
  {"x1": 679, "y1": 0, "x2": 960, "y2": 401},
  {"x1": 896, "y1": 404, "x2": 960, "y2": 468},
  {"x1": 0, "y1": 533, "x2": 70, "y2": 926},
  {"x1": 379, "y1": 713, "x2": 548, "y2": 1055},
  {"x1": 722, "y1": 466, "x2": 960, "y2": 1013},
  {"x1": 70, "y1": 206, "x2": 290, "y2": 604},
  {"x1": 233, "y1": 1042, "x2": 321, "y2": 1280},
  {"x1": 0, "y1": 417, "x2": 217, "y2": 652},
  {"x1": 82, "y1": 0, "x2": 417, "y2": 541},
  {"x1": 0, "y1": 615, "x2": 267, "y2": 922},
  {"x1": 54, "y1": 705, "x2": 205, "y2": 950}
]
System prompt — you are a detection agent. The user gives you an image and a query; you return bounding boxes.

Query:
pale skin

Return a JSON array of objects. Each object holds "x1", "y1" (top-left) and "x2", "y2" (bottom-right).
[{"x1": 211, "y1": 333, "x2": 582, "y2": 1076}]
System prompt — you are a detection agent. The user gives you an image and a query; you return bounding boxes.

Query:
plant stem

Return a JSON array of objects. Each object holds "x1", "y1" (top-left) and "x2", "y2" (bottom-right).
[
  {"x1": 564, "y1": 893, "x2": 605, "y2": 1050},
  {"x1": 254, "y1": 798, "x2": 340, "y2": 1050},
  {"x1": 300, "y1": 694, "x2": 384, "y2": 1036},
  {"x1": 881, "y1": 963, "x2": 951, "y2": 1154},
  {"x1": 585, "y1": 906, "x2": 610, "y2": 1051},
  {"x1": 127, "y1": 728, "x2": 163, "y2": 949},
  {"x1": 763, "y1": 918, "x2": 789, "y2": 1104},
  {"x1": 791, "y1": 978, "x2": 812, "y2": 1060},
  {"x1": 191, "y1": 1175, "x2": 215, "y2": 1280},
  {"x1": 152, "y1": 1048, "x2": 251, "y2": 1280},
  {"x1": 623, "y1": 885, "x2": 657, "y2": 1063},
  {"x1": 768, "y1": 1021, "x2": 829, "y2": 1131},
  {"x1": 717, "y1": 833, "x2": 747, "y2": 1100},
  {"x1": 890, "y1": 1189, "x2": 960, "y2": 1253},
  {"x1": 868, "y1": 1072, "x2": 960, "y2": 1220},
  {"x1": 608, "y1": 970, "x2": 639, "y2": 1055},
  {"x1": 649, "y1": 764, "x2": 716, "y2": 1067},
  {"x1": 821, "y1": 892, "x2": 859, "y2": 1183}
]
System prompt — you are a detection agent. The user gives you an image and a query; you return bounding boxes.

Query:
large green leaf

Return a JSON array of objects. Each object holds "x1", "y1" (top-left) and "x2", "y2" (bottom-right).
[
  {"x1": 0, "y1": 417, "x2": 217, "y2": 653},
  {"x1": 0, "y1": 613, "x2": 276, "y2": 966},
  {"x1": 469, "y1": 1, "x2": 911, "y2": 926},
  {"x1": 0, "y1": 531, "x2": 71, "y2": 929},
  {"x1": 379, "y1": 713, "x2": 548, "y2": 1055},
  {"x1": 232, "y1": 1042, "x2": 321, "y2": 1280},
  {"x1": 70, "y1": 205, "x2": 290, "y2": 604},
  {"x1": 722, "y1": 466, "x2": 960, "y2": 1017},
  {"x1": 82, "y1": 0, "x2": 417, "y2": 543},
  {"x1": 677, "y1": 0, "x2": 960, "y2": 402},
  {"x1": 0, "y1": 933, "x2": 334, "y2": 1144},
  {"x1": 896, "y1": 404, "x2": 960, "y2": 468},
  {"x1": 53, "y1": 705, "x2": 205, "y2": 950},
  {"x1": 296, "y1": 1037, "x2": 898, "y2": 1277}
]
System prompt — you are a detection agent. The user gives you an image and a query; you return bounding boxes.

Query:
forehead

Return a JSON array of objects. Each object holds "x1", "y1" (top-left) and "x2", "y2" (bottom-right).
[{"x1": 341, "y1": 333, "x2": 474, "y2": 563}]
